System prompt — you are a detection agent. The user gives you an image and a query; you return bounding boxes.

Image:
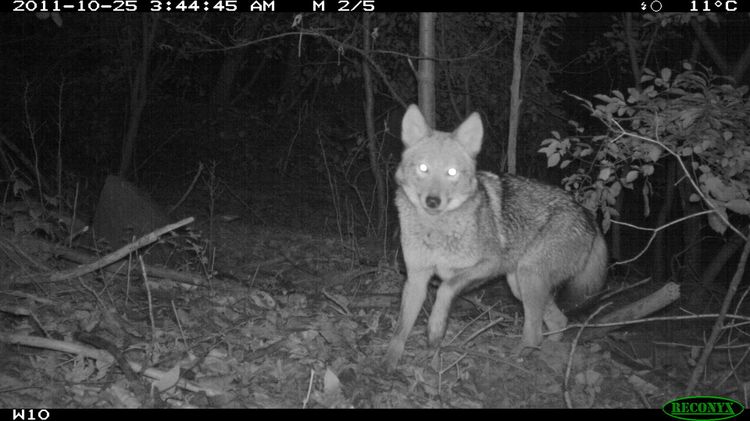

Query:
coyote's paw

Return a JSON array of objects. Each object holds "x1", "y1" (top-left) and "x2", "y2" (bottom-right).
[
  {"x1": 383, "y1": 339, "x2": 405, "y2": 371},
  {"x1": 427, "y1": 311, "x2": 448, "y2": 348},
  {"x1": 427, "y1": 324, "x2": 446, "y2": 349},
  {"x1": 511, "y1": 342, "x2": 539, "y2": 359}
]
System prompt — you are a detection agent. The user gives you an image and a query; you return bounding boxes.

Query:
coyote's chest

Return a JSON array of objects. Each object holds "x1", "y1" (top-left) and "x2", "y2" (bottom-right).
[
  {"x1": 399, "y1": 205, "x2": 483, "y2": 272},
  {"x1": 421, "y1": 225, "x2": 482, "y2": 278}
]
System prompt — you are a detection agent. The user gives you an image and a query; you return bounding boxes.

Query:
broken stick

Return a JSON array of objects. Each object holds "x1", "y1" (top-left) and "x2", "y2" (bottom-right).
[
  {"x1": 48, "y1": 217, "x2": 195, "y2": 282},
  {"x1": 571, "y1": 281, "x2": 680, "y2": 342}
]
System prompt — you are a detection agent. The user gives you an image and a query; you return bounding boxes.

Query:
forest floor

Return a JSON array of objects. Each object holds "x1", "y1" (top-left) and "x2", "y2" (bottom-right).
[{"x1": 0, "y1": 172, "x2": 706, "y2": 408}]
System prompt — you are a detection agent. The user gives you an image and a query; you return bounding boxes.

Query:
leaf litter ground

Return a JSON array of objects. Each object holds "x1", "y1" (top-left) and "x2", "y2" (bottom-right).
[{"x1": 0, "y1": 180, "x2": 683, "y2": 408}]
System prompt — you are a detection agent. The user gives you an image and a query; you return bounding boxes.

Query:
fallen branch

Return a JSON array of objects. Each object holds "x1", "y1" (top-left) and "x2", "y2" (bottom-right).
[
  {"x1": 563, "y1": 277, "x2": 652, "y2": 318},
  {"x1": 0, "y1": 331, "x2": 114, "y2": 364},
  {"x1": 47, "y1": 217, "x2": 194, "y2": 282},
  {"x1": 0, "y1": 331, "x2": 221, "y2": 397},
  {"x1": 571, "y1": 281, "x2": 680, "y2": 342},
  {"x1": 0, "y1": 304, "x2": 32, "y2": 316},
  {"x1": 0, "y1": 290, "x2": 56, "y2": 305},
  {"x1": 52, "y1": 244, "x2": 205, "y2": 286}
]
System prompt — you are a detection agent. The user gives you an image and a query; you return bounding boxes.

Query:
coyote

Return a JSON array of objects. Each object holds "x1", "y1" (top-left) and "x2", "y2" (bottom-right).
[{"x1": 384, "y1": 105, "x2": 608, "y2": 369}]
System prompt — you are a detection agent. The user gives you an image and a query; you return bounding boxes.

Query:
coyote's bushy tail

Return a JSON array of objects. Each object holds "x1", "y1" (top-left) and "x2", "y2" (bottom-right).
[{"x1": 560, "y1": 234, "x2": 608, "y2": 310}]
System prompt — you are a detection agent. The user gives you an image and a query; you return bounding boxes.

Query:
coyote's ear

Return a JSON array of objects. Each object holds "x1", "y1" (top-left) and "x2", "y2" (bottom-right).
[
  {"x1": 401, "y1": 104, "x2": 431, "y2": 148},
  {"x1": 454, "y1": 112, "x2": 483, "y2": 158}
]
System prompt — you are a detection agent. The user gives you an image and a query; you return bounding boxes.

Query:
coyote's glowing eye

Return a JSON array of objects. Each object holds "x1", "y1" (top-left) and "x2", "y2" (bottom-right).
[
  {"x1": 418, "y1": 163, "x2": 429, "y2": 173},
  {"x1": 447, "y1": 168, "x2": 458, "y2": 176}
]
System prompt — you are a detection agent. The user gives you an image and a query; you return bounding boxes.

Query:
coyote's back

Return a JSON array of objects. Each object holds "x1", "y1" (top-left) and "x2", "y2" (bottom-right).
[{"x1": 384, "y1": 104, "x2": 608, "y2": 369}]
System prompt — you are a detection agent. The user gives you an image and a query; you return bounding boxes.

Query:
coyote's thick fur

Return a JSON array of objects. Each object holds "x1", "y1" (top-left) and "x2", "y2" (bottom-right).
[{"x1": 384, "y1": 105, "x2": 608, "y2": 369}]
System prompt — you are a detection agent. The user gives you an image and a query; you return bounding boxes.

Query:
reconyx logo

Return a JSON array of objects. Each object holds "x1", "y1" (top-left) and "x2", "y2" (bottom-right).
[{"x1": 663, "y1": 396, "x2": 744, "y2": 421}]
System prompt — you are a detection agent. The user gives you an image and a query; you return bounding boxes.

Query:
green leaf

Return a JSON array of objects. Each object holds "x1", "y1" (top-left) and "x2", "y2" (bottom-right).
[
  {"x1": 704, "y1": 176, "x2": 733, "y2": 201},
  {"x1": 547, "y1": 153, "x2": 561, "y2": 168},
  {"x1": 598, "y1": 167, "x2": 612, "y2": 181},
  {"x1": 625, "y1": 170, "x2": 638, "y2": 183},
  {"x1": 707, "y1": 211, "x2": 727, "y2": 235},
  {"x1": 660, "y1": 68, "x2": 672, "y2": 83},
  {"x1": 610, "y1": 181, "x2": 622, "y2": 197},
  {"x1": 647, "y1": 145, "x2": 661, "y2": 162},
  {"x1": 726, "y1": 199, "x2": 750, "y2": 215}
]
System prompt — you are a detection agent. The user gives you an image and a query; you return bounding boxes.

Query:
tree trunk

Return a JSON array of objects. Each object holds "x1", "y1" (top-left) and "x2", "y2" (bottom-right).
[
  {"x1": 119, "y1": 15, "x2": 159, "y2": 180},
  {"x1": 688, "y1": 38, "x2": 701, "y2": 66},
  {"x1": 231, "y1": 54, "x2": 268, "y2": 106},
  {"x1": 507, "y1": 12, "x2": 524, "y2": 175},
  {"x1": 677, "y1": 168, "x2": 704, "y2": 277},
  {"x1": 610, "y1": 13, "x2": 644, "y2": 263},
  {"x1": 417, "y1": 13, "x2": 436, "y2": 126},
  {"x1": 701, "y1": 226, "x2": 749, "y2": 285},
  {"x1": 210, "y1": 16, "x2": 261, "y2": 109},
  {"x1": 276, "y1": 41, "x2": 302, "y2": 116},
  {"x1": 653, "y1": 158, "x2": 677, "y2": 282},
  {"x1": 731, "y1": 41, "x2": 750, "y2": 83},
  {"x1": 623, "y1": 13, "x2": 642, "y2": 89},
  {"x1": 690, "y1": 19, "x2": 729, "y2": 76},
  {"x1": 362, "y1": 13, "x2": 386, "y2": 236}
]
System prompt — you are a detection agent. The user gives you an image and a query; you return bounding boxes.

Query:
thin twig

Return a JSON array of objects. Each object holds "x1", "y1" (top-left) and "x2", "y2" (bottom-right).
[
  {"x1": 455, "y1": 302, "x2": 502, "y2": 347},
  {"x1": 598, "y1": 276, "x2": 651, "y2": 302},
  {"x1": 68, "y1": 181, "x2": 79, "y2": 247},
  {"x1": 564, "y1": 302, "x2": 612, "y2": 408},
  {"x1": 171, "y1": 300, "x2": 188, "y2": 348},
  {"x1": 168, "y1": 162, "x2": 204, "y2": 215},
  {"x1": 438, "y1": 352, "x2": 468, "y2": 376},
  {"x1": 302, "y1": 368, "x2": 314, "y2": 409},
  {"x1": 686, "y1": 231, "x2": 750, "y2": 394},
  {"x1": 322, "y1": 288, "x2": 351, "y2": 315},
  {"x1": 611, "y1": 210, "x2": 714, "y2": 266},
  {"x1": 138, "y1": 256, "x2": 157, "y2": 344}
]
